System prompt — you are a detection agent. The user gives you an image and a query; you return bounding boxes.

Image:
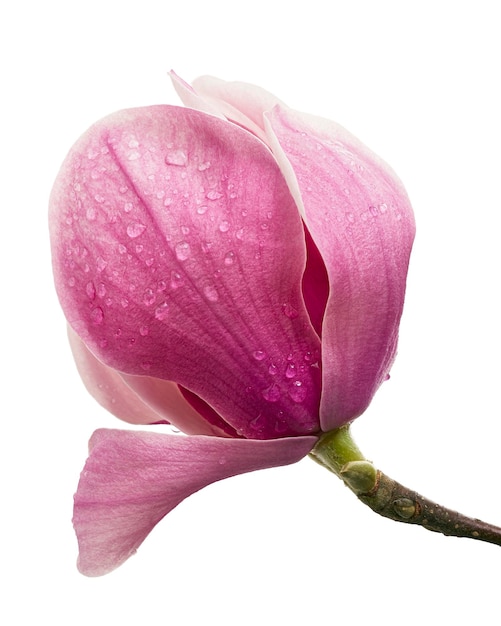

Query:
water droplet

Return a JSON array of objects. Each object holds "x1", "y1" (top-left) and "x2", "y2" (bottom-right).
[
  {"x1": 97, "y1": 282, "x2": 106, "y2": 297},
  {"x1": 86, "y1": 207, "x2": 97, "y2": 221},
  {"x1": 262, "y1": 383, "x2": 281, "y2": 402},
  {"x1": 236, "y1": 228, "x2": 244, "y2": 240},
  {"x1": 119, "y1": 185, "x2": 129, "y2": 194},
  {"x1": 154, "y1": 302, "x2": 169, "y2": 321},
  {"x1": 127, "y1": 222, "x2": 146, "y2": 238},
  {"x1": 139, "y1": 325, "x2": 149, "y2": 336},
  {"x1": 90, "y1": 306, "x2": 104, "y2": 325},
  {"x1": 198, "y1": 161, "x2": 211, "y2": 171},
  {"x1": 268, "y1": 364, "x2": 278, "y2": 376},
  {"x1": 181, "y1": 225, "x2": 190, "y2": 235},
  {"x1": 285, "y1": 363, "x2": 296, "y2": 378},
  {"x1": 175, "y1": 241, "x2": 191, "y2": 261},
  {"x1": 253, "y1": 350, "x2": 266, "y2": 361},
  {"x1": 203, "y1": 285, "x2": 219, "y2": 302},
  {"x1": 165, "y1": 149, "x2": 188, "y2": 166},
  {"x1": 118, "y1": 244, "x2": 127, "y2": 254},
  {"x1": 123, "y1": 202, "x2": 133, "y2": 213},
  {"x1": 224, "y1": 251, "x2": 235, "y2": 266},
  {"x1": 289, "y1": 380, "x2": 307, "y2": 403},
  {"x1": 219, "y1": 220, "x2": 230, "y2": 233},
  {"x1": 68, "y1": 276, "x2": 76, "y2": 287},
  {"x1": 379, "y1": 203, "x2": 388, "y2": 214},
  {"x1": 170, "y1": 271, "x2": 184, "y2": 289},
  {"x1": 369, "y1": 205, "x2": 379, "y2": 217},
  {"x1": 282, "y1": 303, "x2": 298, "y2": 319},
  {"x1": 143, "y1": 288, "x2": 156, "y2": 306},
  {"x1": 86, "y1": 281, "x2": 96, "y2": 300},
  {"x1": 206, "y1": 190, "x2": 223, "y2": 200},
  {"x1": 96, "y1": 256, "x2": 108, "y2": 272},
  {"x1": 196, "y1": 205, "x2": 209, "y2": 215}
]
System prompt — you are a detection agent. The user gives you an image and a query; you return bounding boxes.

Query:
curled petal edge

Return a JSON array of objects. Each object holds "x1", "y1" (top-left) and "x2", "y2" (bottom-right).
[{"x1": 73, "y1": 429, "x2": 317, "y2": 576}]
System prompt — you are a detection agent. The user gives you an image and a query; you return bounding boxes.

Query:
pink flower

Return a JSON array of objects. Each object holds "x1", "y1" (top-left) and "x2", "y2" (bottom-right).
[{"x1": 49, "y1": 74, "x2": 415, "y2": 576}]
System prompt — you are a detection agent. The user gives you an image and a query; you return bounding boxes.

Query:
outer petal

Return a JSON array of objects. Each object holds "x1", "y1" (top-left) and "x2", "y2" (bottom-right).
[
  {"x1": 49, "y1": 105, "x2": 321, "y2": 439},
  {"x1": 73, "y1": 429, "x2": 317, "y2": 576},
  {"x1": 264, "y1": 107, "x2": 415, "y2": 430},
  {"x1": 68, "y1": 327, "x2": 223, "y2": 434}
]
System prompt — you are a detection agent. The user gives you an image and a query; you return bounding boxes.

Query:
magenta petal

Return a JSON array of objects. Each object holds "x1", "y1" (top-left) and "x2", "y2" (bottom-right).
[
  {"x1": 265, "y1": 107, "x2": 416, "y2": 429},
  {"x1": 73, "y1": 429, "x2": 317, "y2": 576},
  {"x1": 49, "y1": 105, "x2": 321, "y2": 439}
]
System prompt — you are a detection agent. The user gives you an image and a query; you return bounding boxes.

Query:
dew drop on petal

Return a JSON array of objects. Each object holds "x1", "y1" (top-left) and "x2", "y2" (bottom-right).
[
  {"x1": 282, "y1": 303, "x2": 298, "y2": 319},
  {"x1": 175, "y1": 241, "x2": 191, "y2": 261},
  {"x1": 90, "y1": 306, "x2": 104, "y2": 325},
  {"x1": 203, "y1": 285, "x2": 219, "y2": 302},
  {"x1": 224, "y1": 251, "x2": 235, "y2": 266},
  {"x1": 143, "y1": 289, "x2": 156, "y2": 306},
  {"x1": 165, "y1": 149, "x2": 188, "y2": 166},
  {"x1": 86, "y1": 207, "x2": 97, "y2": 221},
  {"x1": 96, "y1": 256, "x2": 108, "y2": 272},
  {"x1": 86, "y1": 281, "x2": 96, "y2": 300},
  {"x1": 139, "y1": 325, "x2": 149, "y2": 336},
  {"x1": 289, "y1": 380, "x2": 307, "y2": 403},
  {"x1": 253, "y1": 350, "x2": 266, "y2": 361},
  {"x1": 196, "y1": 205, "x2": 209, "y2": 215},
  {"x1": 170, "y1": 271, "x2": 184, "y2": 289},
  {"x1": 262, "y1": 383, "x2": 281, "y2": 402},
  {"x1": 206, "y1": 190, "x2": 223, "y2": 200},
  {"x1": 154, "y1": 302, "x2": 169, "y2": 321},
  {"x1": 285, "y1": 363, "x2": 296, "y2": 378},
  {"x1": 268, "y1": 364, "x2": 278, "y2": 376},
  {"x1": 127, "y1": 222, "x2": 146, "y2": 238},
  {"x1": 219, "y1": 220, "x2": 230, "y2": 233}
]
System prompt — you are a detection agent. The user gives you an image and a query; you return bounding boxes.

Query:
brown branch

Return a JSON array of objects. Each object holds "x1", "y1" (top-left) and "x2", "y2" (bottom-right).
[{"x1": 357, "y1": 470, "x2": 501, "y2": 546}]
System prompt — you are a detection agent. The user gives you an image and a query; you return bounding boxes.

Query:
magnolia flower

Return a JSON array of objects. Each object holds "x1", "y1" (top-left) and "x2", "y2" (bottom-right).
[{"x1": 49, "y1": 74, "x2": 415, "y2": 576}]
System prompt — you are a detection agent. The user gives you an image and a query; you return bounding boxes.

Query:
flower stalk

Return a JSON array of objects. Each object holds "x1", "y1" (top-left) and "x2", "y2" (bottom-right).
[{"x1": 310, "y1": 426, "x2": 501, "y2": 547}]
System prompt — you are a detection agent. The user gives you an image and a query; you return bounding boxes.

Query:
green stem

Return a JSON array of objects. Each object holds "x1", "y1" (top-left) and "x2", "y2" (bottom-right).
[{"x1": 309, "y1": 426, "x2": 501, "y2": 548}]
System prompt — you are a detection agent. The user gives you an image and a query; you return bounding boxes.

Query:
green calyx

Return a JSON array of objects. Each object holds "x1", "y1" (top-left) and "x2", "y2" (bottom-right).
[{"x1": 309, "y1": 426, "x2": 378, "y2": 495}]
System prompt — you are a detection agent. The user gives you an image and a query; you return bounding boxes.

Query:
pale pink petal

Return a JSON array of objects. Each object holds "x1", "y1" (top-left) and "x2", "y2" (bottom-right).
[
  {"x1": 169, "y1": 71, "x2": 226, "y2": 120},
  {"x1": 122, "y1": 376, "x2": 232, "y2": 437},
  {"x1": 265, "y1": 106, "x2": 415, "y2": 430},
  {"x1": 74, "y1": 429, "x2": 317, "y2": 576},
  {"x1": 172, "y1": 73, "x2": 286, "y2": 144},
  {"x1": 49, "y1": 106, "x2": 321, "y2": 439},
  {"x1": 68, "y1": 327, "x2": 224, "y2": 434}
]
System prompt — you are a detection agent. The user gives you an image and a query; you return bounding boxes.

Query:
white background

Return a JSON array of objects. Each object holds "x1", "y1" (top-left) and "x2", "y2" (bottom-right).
[{"x1": 2, "y1": 1, "x2": 500, "y2": 624}]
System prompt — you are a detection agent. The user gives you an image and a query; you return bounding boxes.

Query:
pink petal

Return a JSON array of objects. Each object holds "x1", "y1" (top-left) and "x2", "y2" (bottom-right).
[
  {"x1": 74, "y1": 429, "x2": 317, "y2": 576},
  {"x1": 172, "y1": 72, "x2": 285, "y2": 144},
  {"x1": 265, "y1": 106, "x2": 415, "y2": 430},
  {"x1": 68, "y1": 327, "x2": 223, "y2": 434},
  {"x1": 49, "y1": 106, "x2": 321, "y2": 439}
]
